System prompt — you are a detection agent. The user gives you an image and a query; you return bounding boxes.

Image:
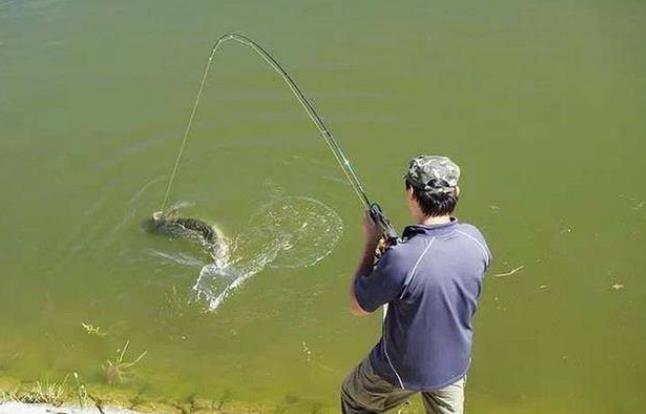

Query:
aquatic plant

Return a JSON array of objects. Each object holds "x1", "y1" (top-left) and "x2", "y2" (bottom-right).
[
  {"x1": 0, "y1": 389, "x2": 15, "y2": 403},
  {"x1": 19, "y1": 375, "x2": 69, "y2": 406},
  {"x1": 74, "y1": 372, "x2": 107, "y2": 414},
  {"x1": 103, "y1": 340, "x2": 147, "y2": 385},
  {"x1": 73, "y1": 371, "x2": 88, "y2": 409},
  {"x1": 81, "y1": 322, "x2": 107, "y2": 337}
]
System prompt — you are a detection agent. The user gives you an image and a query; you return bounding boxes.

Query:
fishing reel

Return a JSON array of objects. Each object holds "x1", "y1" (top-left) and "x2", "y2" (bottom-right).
[{"x1": 368, "y1": 203, "x2": 399, "y2": 259}]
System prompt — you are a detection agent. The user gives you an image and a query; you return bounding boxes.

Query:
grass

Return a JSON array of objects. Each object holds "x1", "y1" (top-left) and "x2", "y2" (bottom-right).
[
  {"x1": 17, "y1": 375, "x2": 69, "y2": 406},
  {"x1": 103, "y1": 340, "x2": 148, "y2": 385},
  {"x1": 73, "y1": 371, "x2": 89, "y2": 409},
  {"x1": 0, "y1": 337, "x2": 291, "y2": 414}
]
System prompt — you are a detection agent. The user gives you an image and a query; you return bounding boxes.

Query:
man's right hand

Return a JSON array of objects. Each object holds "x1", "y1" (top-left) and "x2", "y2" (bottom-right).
[{"x1": 362, "y1": 211, "x2": 381, "y2": 247}]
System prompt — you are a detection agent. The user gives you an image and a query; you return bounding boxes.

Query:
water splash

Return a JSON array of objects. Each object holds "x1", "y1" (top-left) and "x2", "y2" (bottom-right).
[
  {"x1": 145, "y1": 249, "x2": 205, "y2": 268},
  {"x1": 192, "y1": 196, "x2": 343, "y2": 311}
]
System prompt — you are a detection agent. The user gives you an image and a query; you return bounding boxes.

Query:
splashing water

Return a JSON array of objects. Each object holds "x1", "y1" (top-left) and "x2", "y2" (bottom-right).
[{"x1": 192, "y1": 196, "x2": 343, "y2": 311}]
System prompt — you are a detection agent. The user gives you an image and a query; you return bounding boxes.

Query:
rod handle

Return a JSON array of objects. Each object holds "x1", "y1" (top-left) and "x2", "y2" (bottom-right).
[{"x1": 368, "y1": 203, "x2": 399, "y2": 245}]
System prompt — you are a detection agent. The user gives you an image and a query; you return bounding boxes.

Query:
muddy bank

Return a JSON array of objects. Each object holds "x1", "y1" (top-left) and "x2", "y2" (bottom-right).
[
  {"x1": 0, "y1": 401, "x2": 269, "y2": 414},
  {"x1": 0, "y1": 401, "x2": 142, "y2": 414},
  {"x1": 0, "y1": 376, "x2": 272, "y2": 414}
]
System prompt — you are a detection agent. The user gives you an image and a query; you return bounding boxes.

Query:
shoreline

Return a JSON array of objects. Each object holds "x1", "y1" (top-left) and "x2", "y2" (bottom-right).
[
  {"x1": 0, "y1": 401, "x2": 143, "y2": 414},
  {"x1": 0, "y1": 376, "x2": 271, "y2": 414},
  {"x1": 0, "y1": 397, "x2": 269, "y2": 414},
  {"x1": 0, "y1": 400, "x2": 270, "y2": 414}
]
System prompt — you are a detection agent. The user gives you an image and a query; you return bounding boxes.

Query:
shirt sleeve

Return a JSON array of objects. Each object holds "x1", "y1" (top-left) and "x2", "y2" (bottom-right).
[{"x1": 354, "y1": 247, "x2": 408, "y2": 313}]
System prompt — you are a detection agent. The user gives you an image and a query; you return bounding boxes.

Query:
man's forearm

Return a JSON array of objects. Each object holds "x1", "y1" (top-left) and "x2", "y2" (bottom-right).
[
  {"x1": 350, "y1": 213, "x2": 381, "y2": 315},
  {"x1": 355, "y1": 241, "x2": 379, "y2": 280},
  {"x1": 349, "y1": 241, "x2": 378, "y2": 315}
]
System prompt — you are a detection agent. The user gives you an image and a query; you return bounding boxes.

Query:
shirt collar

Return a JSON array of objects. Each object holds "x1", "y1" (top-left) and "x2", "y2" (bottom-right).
[{"x1": 402, "y1": 217, "x2": 458, "y2": 240}]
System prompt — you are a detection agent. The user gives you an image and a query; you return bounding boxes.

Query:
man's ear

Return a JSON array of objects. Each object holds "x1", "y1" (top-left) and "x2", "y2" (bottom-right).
[{"x1": 456, "y1": 186, "x2": 461, "y2": 197}]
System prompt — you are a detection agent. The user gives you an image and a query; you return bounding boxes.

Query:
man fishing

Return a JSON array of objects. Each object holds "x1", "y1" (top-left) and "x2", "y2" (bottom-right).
[{"x1": 342, "y1": 155, "x2": 491, "y2": 414}]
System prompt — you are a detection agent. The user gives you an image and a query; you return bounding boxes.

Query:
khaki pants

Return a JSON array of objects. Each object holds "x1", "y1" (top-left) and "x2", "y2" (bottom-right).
[{"x1": 341, "y1": 357, "x2": 465, "y2": 414}]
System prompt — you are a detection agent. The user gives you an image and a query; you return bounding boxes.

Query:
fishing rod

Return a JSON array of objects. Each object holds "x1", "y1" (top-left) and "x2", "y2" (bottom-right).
[{"x1": 160, "y1": 33, "x2": 399, "y2": 244}]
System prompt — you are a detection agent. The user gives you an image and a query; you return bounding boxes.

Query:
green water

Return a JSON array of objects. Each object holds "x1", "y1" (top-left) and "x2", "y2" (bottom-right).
[{"x1": 1, "y1": 0, "x2": 645, "y2": 412}]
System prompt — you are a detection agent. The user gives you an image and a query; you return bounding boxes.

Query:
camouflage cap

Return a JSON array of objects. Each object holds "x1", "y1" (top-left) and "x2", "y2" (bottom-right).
[{"x1": 405, "y1": 155, "x2": 461, "y2": 194}]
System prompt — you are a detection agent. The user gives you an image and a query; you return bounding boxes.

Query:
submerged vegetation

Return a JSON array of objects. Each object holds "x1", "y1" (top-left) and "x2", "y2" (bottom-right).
[
  {"x1": 81, "y1": 323, "x2": 108, "y2": 338},
  {"x1": 1, "y1": 375, "x2": 69, "y2": 406},
  {"x1": 73, "y1": 372, "x2": 90, "y2": 410},
  {"x1": 103, "y1": 340, "x2": 148, "y2": 385}
]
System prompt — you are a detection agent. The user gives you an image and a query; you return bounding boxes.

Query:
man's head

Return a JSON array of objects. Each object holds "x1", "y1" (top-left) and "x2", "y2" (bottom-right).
[{"x1": 404, "y1": 155, "x2": 461, "y2": 219}]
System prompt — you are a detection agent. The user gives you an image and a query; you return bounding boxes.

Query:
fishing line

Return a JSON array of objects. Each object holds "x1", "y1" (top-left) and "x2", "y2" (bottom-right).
[
  {"x1": 159, "y1": 34, "x2": 398, "y2": 317},
  {"x1": 160, "y1": 33, "x2": 372, "y2": 211}
]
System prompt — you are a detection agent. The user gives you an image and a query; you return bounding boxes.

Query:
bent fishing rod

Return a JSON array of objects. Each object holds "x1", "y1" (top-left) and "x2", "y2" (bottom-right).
[{"x1": 161, "y1": 33, "x2": 399, "y2": 244}]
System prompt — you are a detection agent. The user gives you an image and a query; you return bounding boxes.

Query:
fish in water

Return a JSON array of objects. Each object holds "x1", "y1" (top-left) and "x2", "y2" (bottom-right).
[{"x1": 143, "y1": 206, "x2": 229, "y2": 262}]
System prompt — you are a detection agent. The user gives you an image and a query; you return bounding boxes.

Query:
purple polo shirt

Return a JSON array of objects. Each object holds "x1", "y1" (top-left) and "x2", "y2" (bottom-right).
[{"x1": 354, "y1": 219, "x2": 491, "y2": 391}]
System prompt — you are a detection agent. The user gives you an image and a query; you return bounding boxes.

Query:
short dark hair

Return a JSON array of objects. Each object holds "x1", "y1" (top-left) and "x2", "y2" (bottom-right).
[{"x1": 405, "y1": 180, "x2": 459, "y2": 217}]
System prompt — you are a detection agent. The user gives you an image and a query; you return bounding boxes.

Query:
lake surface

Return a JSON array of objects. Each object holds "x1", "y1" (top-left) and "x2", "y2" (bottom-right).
[{"x1": 1, "y1": 0, "x2": 645, "y2": 412}]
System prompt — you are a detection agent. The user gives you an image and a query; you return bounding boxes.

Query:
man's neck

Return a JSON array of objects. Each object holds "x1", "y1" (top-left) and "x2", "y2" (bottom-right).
[{"x1": 417, "y1": 214, "x2": 452, "y2": 226}]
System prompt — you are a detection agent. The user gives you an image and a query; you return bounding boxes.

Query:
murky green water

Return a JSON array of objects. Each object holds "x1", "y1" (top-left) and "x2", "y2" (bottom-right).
[{"x1": 1, "y1": 0, "x2": 645, "y2": 412}]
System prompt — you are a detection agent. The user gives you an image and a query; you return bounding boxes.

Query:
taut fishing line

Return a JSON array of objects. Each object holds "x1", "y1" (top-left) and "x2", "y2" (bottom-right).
[{"x1": 159, "y1": 33, "x2": 398, "y2": 243}]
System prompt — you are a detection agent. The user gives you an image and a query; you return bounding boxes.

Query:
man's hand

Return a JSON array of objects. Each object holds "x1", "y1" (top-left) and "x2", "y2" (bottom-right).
[{"x1": 362, "y1": 211, "x2": 381, "y2": 247}]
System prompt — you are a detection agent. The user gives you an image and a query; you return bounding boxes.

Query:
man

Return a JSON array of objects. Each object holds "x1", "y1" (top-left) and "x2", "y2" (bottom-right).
[{"x1": 341, "y1": 155, "x2": 491, "y2": 414}]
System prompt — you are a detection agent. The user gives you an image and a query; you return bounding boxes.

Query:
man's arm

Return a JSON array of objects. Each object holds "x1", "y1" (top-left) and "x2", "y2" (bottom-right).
[
  {"x1": 349, "y1": 213, "x2": 381, "y2": 316},
  {"x1": 350, "y1": 240, "x2": 380, "y2": 316}
]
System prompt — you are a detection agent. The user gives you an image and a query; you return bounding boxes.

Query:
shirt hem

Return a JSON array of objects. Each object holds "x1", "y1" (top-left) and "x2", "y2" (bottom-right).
[
  {"x1": 409, "y1": 367, "x2": 469, "y2": 392},
  {"x1": 370, "y1": 352, "x2": 470, "y2": 392}
]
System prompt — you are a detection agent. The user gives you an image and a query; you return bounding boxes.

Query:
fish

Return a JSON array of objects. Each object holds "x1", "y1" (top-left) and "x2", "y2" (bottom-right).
[{"x1": 142, "y1": 206, "x2": 228, "y2": 262}]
